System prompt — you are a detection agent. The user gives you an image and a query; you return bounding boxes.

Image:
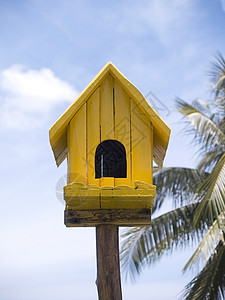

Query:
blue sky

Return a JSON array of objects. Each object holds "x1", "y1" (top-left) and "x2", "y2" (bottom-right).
[{"x1": 0, "y1": 1, "x2": 225, "y2": 299}]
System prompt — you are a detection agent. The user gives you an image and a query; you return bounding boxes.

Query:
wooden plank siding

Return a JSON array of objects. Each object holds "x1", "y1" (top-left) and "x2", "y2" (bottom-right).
[
  {"x1": 50, "y1": 63, "x2": 170, "y2": 169},
  {"x1": 87, "y1": 88, "x2": 100, "y2": 185},
  {"x1": 67, "y1": 74, "x2": 153, "y2": 187},
  {"x1": 131, "y1": 100, "x2": 152, "y2": 184},
  {"x1": 68, "y1": 103, "x2": 87, "y2": 184},
  {"x1": 99, "y1": 74, "x2": 114, "y2": 187},
  {"x1": 114, "y1": 80, "x2": 131, "y2": 186}
]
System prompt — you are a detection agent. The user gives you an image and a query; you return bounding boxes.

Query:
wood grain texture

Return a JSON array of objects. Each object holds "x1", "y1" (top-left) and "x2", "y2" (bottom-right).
[
  {"x1": 114, "y1": 80, "x2": 131, "y2": 186},
  {"x1": 50, "y1": 62, "x2": 170, "y2": 168},
  {"x1": 68, "y1": 104, "x2": 86, "y2": 184},
  {"x1": 87, "y1": 88, "x2": 100, "y2": 185},
  {"x1": 131, "y1": 99, "x2": 152, "y2": 184},
  {"x1": 64, "y1": 209, "x2": 151, "y2": 227},
  {"x1": 100, "y1": 74, "x2": 114, "y2": 187},
  {"x1": 96, "y1": 225, "x2": 122, "y2": 300}
]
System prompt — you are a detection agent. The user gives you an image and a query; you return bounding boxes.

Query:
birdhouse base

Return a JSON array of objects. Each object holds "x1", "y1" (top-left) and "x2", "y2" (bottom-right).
[
  {"x1": 64, "y1": 209, "x2": 151, "y2": 227},
  {"x1": 64, "y1": 181, "x2": 156, "y2": 210}
]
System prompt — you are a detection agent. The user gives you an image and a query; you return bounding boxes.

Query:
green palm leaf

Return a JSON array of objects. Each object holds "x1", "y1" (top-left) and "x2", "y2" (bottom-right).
[
  {"x1": 197, "y1": 149, "x2": 223, "y2": 172},
  {"x1": 176, "y1": 98, "x2": 225, "y2": 152},
  {"x1": 183, "y1": 215, "x2": 225, "y2": 273},
  {"x1": 181, "y1": 238, "x2": 225, "y2": 300},
  {"x1": 194, "y1": 153, "x2": 225, "y2": 225},
  {"x1": 121, "y1": 204, "x2": 205, "y2": 280},
  {"x1": 153, "y1": 167, "x2": 207, "y2": 210},
  {"x1": 210, "y1": 53, "x2": 225, "y2": 96}
]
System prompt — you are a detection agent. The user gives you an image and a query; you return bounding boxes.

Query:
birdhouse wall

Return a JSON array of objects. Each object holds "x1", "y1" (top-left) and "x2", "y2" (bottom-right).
[
  {"x1": 131, "y1": 101, "x2": 153, "y2": 184},
  {"x1": 67, "y1": 74, "x2": 153, "y2": 187}
]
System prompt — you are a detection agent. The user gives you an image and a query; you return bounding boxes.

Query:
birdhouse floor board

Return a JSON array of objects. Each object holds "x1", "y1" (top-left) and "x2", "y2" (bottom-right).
[{"x1": 64, "y1": 209, "x2": 151, "y2": 227}]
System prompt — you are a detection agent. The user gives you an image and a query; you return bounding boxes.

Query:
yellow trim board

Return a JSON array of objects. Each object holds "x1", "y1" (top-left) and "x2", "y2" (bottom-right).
[{"x1": 64, "y1": 180, "x2": 156, "y2": 210}]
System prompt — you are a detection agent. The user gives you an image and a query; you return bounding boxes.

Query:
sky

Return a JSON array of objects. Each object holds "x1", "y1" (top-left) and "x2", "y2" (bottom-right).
[{"x1": 0, "y1": 1, "x2": 225, "y2": 299}]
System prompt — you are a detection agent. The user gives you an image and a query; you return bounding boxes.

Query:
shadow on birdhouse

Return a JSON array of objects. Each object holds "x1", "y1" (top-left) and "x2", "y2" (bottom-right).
[{"x1": 49, "y1": 62, "x2": 170, "y2": 226}]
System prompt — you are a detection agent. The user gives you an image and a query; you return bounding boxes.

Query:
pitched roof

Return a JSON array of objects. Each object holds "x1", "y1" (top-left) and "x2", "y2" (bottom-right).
[{"x1": 49, "y1": 62, "x2": 170, "y2": 167}]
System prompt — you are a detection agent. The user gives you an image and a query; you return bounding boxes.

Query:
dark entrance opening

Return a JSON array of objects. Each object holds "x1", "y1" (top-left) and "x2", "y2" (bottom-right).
[{"x1": 95, "y1": 140, "x2": 127, "y2": 178}]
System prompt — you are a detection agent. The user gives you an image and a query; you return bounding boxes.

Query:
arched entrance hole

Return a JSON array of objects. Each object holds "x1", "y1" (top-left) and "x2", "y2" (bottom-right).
[{"x1": 95, "y1": 140, "x2": 127, "y2": 178}]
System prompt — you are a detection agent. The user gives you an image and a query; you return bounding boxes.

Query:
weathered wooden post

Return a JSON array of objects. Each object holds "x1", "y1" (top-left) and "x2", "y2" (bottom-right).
[
  {"x1": 49, "y1": 62, "x2": 170, "y2": 299},
  {"x1": 96, "y1": 225, "x2": 122, "y2": 300}
]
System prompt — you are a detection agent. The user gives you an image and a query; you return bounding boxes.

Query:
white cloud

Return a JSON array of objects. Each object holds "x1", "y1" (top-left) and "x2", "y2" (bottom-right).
[{"x1": 0, "y1": 65, "x2": 78, "y2": 129}]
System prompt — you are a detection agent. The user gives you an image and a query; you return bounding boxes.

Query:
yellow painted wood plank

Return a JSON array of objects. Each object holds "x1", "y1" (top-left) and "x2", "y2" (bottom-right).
[
  {"x1": 100, "y1": 177, "x2": 114, "y2": 187},
  {"x1": 87, "y1": 88, "x2": 100, "y2": 186},
  {"x1": 108, "y1": 64, "x2": 170, "y2": 165},
  {"x1": 101, "y1": 182, "x2": 155, "y2": 209},
  {"x1": 68, "y1": 104, "x2": 86, "y2": 184},
  {"x1": 114, "y1": 80, "x2": 132, "y2": 186},
  {"x1": 100, "y1": 74, "x2": 114, "y2": 187},
  {"x1": 67, "y1": 125, "x2": 70, "y2": 184},
  {"x1": 131, "y1": 100, "x2": 152, "y2": 184},
  {"x1": 50, "y1": 62, "x2": 170, "y2": 168},
  {"x1": 101, "y1": 196, "x2": 154, "y2": 209},
  {"x1": 64, "y1": 182, "x2": 100, "y2": 210},
  {"x1": 149, "y1": 122, "x2": 153, "y2": 180},
  {"x1": 49, "y1": 63, "x2": 112, "y2": 166},
  {"x1": 100, "y1": 74, "x2": 114, "y2": 141}
]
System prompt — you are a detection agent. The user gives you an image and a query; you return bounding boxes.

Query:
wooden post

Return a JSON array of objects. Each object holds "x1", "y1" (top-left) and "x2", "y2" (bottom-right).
[{"x1": 96, "y1": 225, "x2": 122, "y2": 300}]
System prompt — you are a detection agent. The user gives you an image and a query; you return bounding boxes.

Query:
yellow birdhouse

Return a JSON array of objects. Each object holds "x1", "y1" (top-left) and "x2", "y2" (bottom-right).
[{"x1": 49, "y1": 62, "x2": 170, "y2": 226}]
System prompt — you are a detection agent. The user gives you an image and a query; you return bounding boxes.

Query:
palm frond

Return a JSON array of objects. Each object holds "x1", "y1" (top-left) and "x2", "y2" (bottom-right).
[
  {"x1": 194, "y1": 153, "x2": 225, "y2": 225},
  {"x1": 120, "y1": 204, "x2": 205, "y2": 280},
  {"x1": 153, "y1": 167, "x2": 207, "y2": 210},
  {"x1": 176, "y1": 98, "x2": 225, "y2": 152},
  {"x1": 197, "y1": 150, "x2": 223, "y2": 172},
  {"x1": 210, "y1": 53, "x2": 225, "y2": 76},
  {"x1": 192, "y1": 98, "x2": 211, "y2": 115},
  {"x1": 180, "y1": 238, "x2": 225, "y2": 300},
  {"x1": 210, "y1": 53, "x2": 225, "y2": 96},
  {"x1": 183, "y1": 215, "x2": 225, "y2": 273},
  {"x1": 216, "y1": 75, "x2": 225, "y2": 94}
]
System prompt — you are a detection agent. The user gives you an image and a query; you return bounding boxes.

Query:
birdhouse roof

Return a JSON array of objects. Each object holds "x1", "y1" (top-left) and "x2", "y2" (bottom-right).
[{"x1": 49, "y1": 62, "x2": 170, "y2": 167}]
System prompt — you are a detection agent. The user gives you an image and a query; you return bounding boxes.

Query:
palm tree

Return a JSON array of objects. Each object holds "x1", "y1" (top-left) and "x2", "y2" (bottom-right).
[{"x1": 121, "y1": 53, "x2": 225, "y2": 300}]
